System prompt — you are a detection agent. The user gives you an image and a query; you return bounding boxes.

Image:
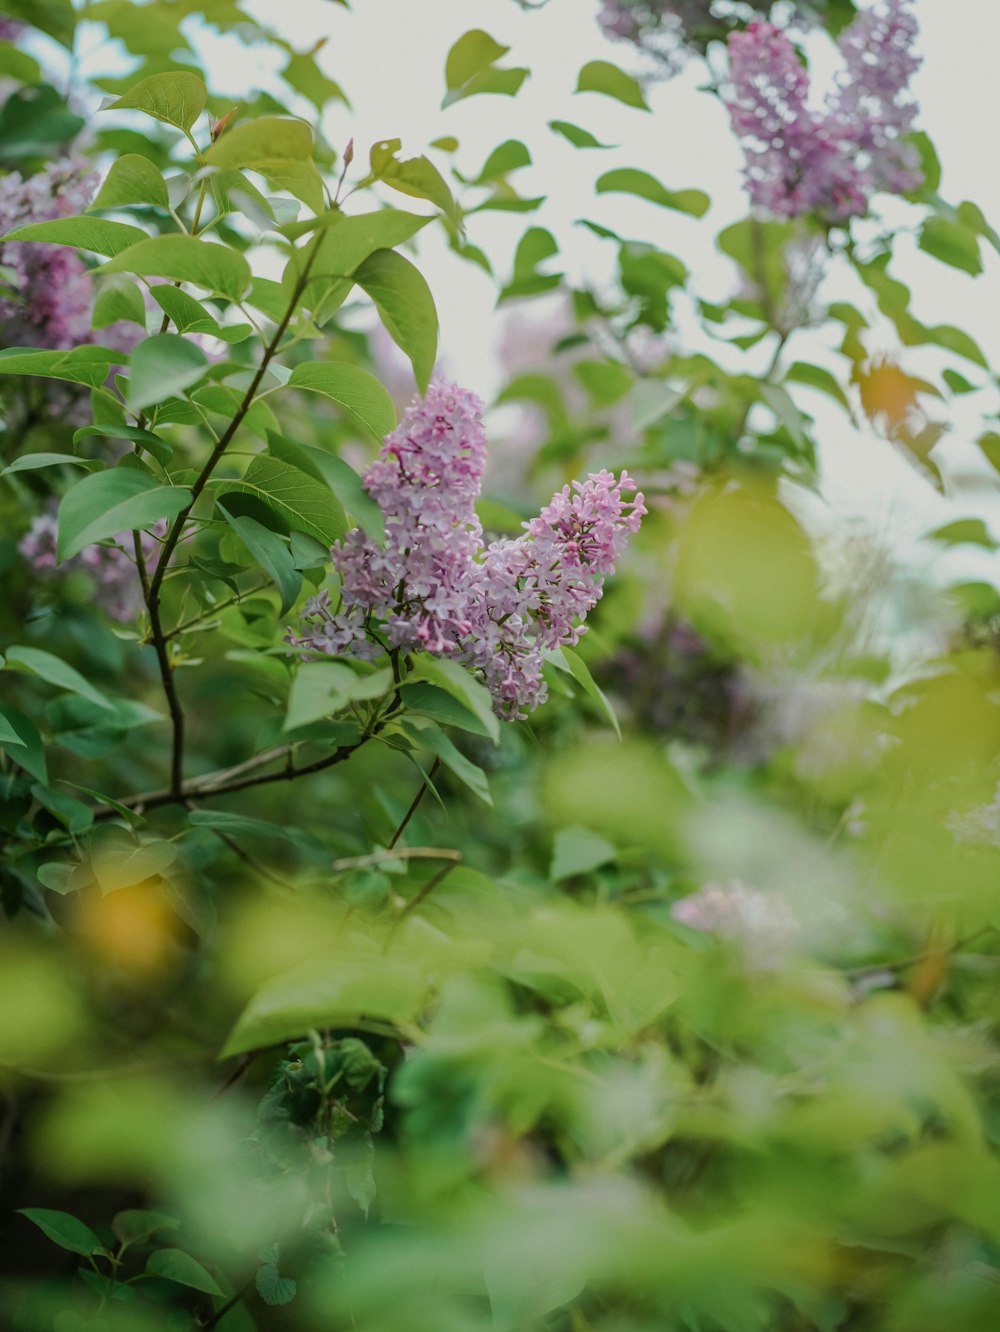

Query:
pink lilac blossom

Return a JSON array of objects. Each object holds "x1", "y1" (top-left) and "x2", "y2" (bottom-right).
[
  {"x1": 0, "y1": 19, "x2": 24, "y2": 41},
  {"x1": 671, "y1": 879, "x2": 798, "y2": 969},
  {"x1": 19, "y1": 511, "x2": 164, "y2": 622},
  {"x1": 0, "y1": 156, "x2": 99, "y2": 349},
  {"x1": 725, "y1": 2, "x2": 921, "y2": 222},
  {"x1": 287, "y1": 379, "x2": 645, "y2": 719}
]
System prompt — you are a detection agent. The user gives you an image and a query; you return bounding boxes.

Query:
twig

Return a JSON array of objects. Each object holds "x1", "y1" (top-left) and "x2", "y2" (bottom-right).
[
  {"x1": 332, "y1": 847, "x2": 461, "y2": 872},
  {"x1": 387, "y1": 758, "x2": 441, "y2": 849}
]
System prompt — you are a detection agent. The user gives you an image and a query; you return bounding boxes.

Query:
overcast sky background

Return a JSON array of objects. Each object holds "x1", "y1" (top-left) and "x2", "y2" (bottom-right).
[{"x1": 74, "y1": 0, "x2": 1000, "y2": 589}]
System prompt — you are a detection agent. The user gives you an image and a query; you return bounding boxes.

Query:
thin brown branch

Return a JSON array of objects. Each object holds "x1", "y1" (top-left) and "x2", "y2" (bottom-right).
[{"x1": 387, "y1": 758, "x2": 441, "y2": 849}]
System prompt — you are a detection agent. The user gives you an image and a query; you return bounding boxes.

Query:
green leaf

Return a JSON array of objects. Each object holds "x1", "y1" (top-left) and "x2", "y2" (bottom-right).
[
  {"x1": 927, "y1": 518, "x2": 998, "y2": 550},
  {"x1": 222, "y1": 953, "x2": 427, "y2": 1055},
  {"x1": 287, "y1": 207, "x2": 432, "y2": 270},
  {"x1": 126, "y1": 333, "x2": 208, "y2": 412},
  {"x1": 2, "y1": 216, "x2": 149, "y2": 257},
  {"x1": 550, "y1": 826, "x2": 616, "y2": 882},
  {"x1": 108, "y1": 72, "x2": 207, "y2": 133},
  {"x1": 257, "y1": 1261, "x2": 297, "y2": 1307},
  {"x1": 186, "y1": 809, "x2": 319, "y2": 847},
  {"x1": 58, "y1": 469, "x2": 191, "y2": 562},
  {"x1": 306, "y1": 452, "x2": 384, "y2": 543},
  {"x1": 547, "y1": 646, "x2": 621, "y2": 737},
  {"x1": 596, "y1": 168, "x2": 708, "y2": 218},
  {"x1": 404, "y1": 721, "x2": 491, "y2": 805},
  {"x1": 0, "y1": 0, "x2": 75, "y2": 47},
  {"x1": 398, "y1": 683, "x2": 494, "y2": 740},
  {"x1": 353, "y1": 249, "x2": 438, "y2": 393},
  {"x1": 784, "y1": 361, "x2": 851, "y2": 409},
  {"x1": 978, "y1": 432, "x2": 1000, "y2": 475},
  {"x1": 285, "y1": 662, "x2": 393, "y2": 731},
  {"x1": 0, "y1": 712, "x2": 24, "y2": 747},
  {"x1": 500, "y1": 225, "x2": 562, "y2": 301},
  {"x1": 216, "y1": 505, "x2": 301, "y2": 616},
  {"x1": 0, "y1": 346, "x2": 122, "y2": 388},
  {"x1": 548, "y1": 119, "x2": 614, "y2": 150},
  {"x1": 204, "y1": 116, "x2": 313, "y2": 170},
  {"x1": 575, "y1": 60, "x2": 649, "y2": 110},
  {"x1": 4, "y1": 646, "x2": 114, "y2": 713},
  {"x1": 18, "y1": 1209, "x2": 101, "y2": 1258},
  {"x1": 74, "y1": 424, "x2": 172, "y2": 466},
  {"x1": 92, "y1": 278, "x2": 147, "y2": 330},
  {"x1": 215, "y1": 455, "x2": 347, "y2": 547},
  {"x1": 288, "y1": 361, "x2": 396, "y2": 442},
  {"x1": 923, "y1": 323, "x2": 988, "y2": 369},
  {"x1": 1, "y1": 452, "x2": 98, "y2": 478},
  {"x1": 91, "y1": 831, "x2": 177, "y2": 894},
  {"x1": 370, "y1": 139, "x2": 458, "y2": 221},
  {"x1": 91, "y1": 153, "x2": 169, "y2": 211},
  {"x1": 112, "y1": 1210, "x2": 180, "y2": 1248},
  {"x1": 145, "y1": 1249, "x2": 223, "y2": 1297},
  {"x1": 100, "y1": 235, "x2": 251, "y2": 302},
  {"x1": 0, "y1": 705, "x2": 46, "y2": 782},
  {"x1": 406, "y1": 655, "x2": 500, "y2": 744},
  {"x1": 907, "y1": 130, "x2": 941, "y2": 194},
  {"x1": 919, "y1": 217, "x2": 982, "y2": 276},
  {"x1": 443, "y1": 29, "x2": 529, "y2": 108},
  {"x1": 471, "y1": 139, "x2": 531, "y2": 183}
]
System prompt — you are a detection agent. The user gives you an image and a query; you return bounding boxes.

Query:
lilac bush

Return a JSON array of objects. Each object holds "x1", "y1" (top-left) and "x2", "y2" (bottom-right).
[{"x1": 289, "y1": 379, "x2": 645, "y2": 717}]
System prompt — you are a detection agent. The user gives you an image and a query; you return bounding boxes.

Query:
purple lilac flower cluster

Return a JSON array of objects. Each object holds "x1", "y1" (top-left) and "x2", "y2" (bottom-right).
[
  {"x1": 726, "y1": 0, "x2": 921, "y2": 222},
  {"x1": 598, "y1": 0, "x2": 775, "y2": 63},
  {"x1": 19, "y1": 512, "x2": 163, "y2": 622},
  {"x1": 287, "y1": 379, "x2": 645, "y2": 719},
  {"x1": 0, "y1": 156, "x2": 101, "y2": 349}
]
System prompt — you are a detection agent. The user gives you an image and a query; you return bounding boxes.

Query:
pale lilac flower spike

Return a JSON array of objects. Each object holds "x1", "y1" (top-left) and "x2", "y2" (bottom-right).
[
  {"x1": 288, "y1": 379, "x2": 645, "y2": 720},
  {"x1": 726, "y1": 0, "x2": 921, "y2": 223}
]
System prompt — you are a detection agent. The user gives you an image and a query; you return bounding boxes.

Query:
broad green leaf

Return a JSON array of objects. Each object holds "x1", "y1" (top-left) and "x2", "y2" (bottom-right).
[
  {"x1": 145, "y1": 1249, "x2": 223, "y2": 1297},
  {"x1": 978, "y1": 432, "x2": 1000, "y2": 475},
  {"x1": 100, "y1": 234, "x2": 251, "y2": 302},
  {"x1": 927, "y1": 518, "x2": 998, "y2": 550},
  {"x1": 149, "y1": 284, "x2": 213, "y2": 332},
  {"x1": 369, "y1": 140, "x2": 458, "y2": 222},
  {"x1": 919, "y1": 217, "x2": 982, "y2": 276},
  {"x1": 285, "y1": 662, "x2": 393, "y2": 731},
  {"x1": 1, "y1": 0, "x2": 75, "y2": 47},
  {"x1": 215, "y1": 455, "x2": 346, "y2": 547},
  {"x1": 923, "y1": 323, "x2": 988, "y2": 369},
  {"x1": 186, "y1": 809, "x2": 319, "y2": 847},
  {"x1": 283, "y1": 45, "x2": 349, "y2": 111},
  {"x1": 575, "y1": 60, "x2": 649, "y2": 110},
  {"x1": 547, "y1": 646, "x2": 621, "y2": 737},
  {"x1": 109, "y1": 72, "x2": 207, "y2": 132},
  {"x1": 216, "y1": 505, "x2": 301, "y2": 615},
  {"x1": 112, "y1": 1210, "x2": 180, "y2": 1248},
  {"x1": 550, "y1": 826, "x2": 616, "y2": 882},
  {"x1": 471, "y1": 139, "x2": 530, "y2": 183},
  {"x1": 907, "y1": 130, "x2": 941, "y2": 194},
  {"x1": 1, "y1": 452, "x2": 98, "y2": 477},
  {"x1": 92, "y1": 278, "x2": 147, "y2": 330},
  {"x1": 18, "y1": 1209, "x2": 101, "y2": 1258},
  {"x1": 0, "y1": 712, "x2": 24, "y2": 746},
  {"x1": 204, "y1": 116, "x2": 313, "y2": 170},
  {"x1": 353, "y1": 248, "x2": 438, "y2": 393},
  {"x1": 404, "y1": 721, "x2": 491, "y2": 804},
  {"x1": 596, "y1": 168, "x2": 708, "y2": 218},
  {"x1": 398, "y1": 682, "x2": 494, "y2": 740},
  {"x1": 287, "y1": 208, "x2": 433, "y2": 288},
  {"x1": 784, "y1": 361, "x2": 851, "y2": 410},
  {"x1": 407, "y1": 655, "x2": 500, "y2": 744},
  {"x1": 73, "y1": 424, "x2": 173, "y2": 467},
  {"x1": 126, "y1": 333, "x2": 208, "y2": 411},
  {"x1": 58, "y1": 469, "x2": 191, "y2": 562},
  {"x1": 4, "y1": 646, "x2": 114, "y2": 713},
  {"x1": 288, "y1": 361, "x2": 396, "y2": 442},
  {"x1": 443, "y1": 29, "x2": 528, "y2": 108},
  {"x1": 91, "y1": 831, "x2": 177, "y2": 894},
  {"x1": 548, "y1": 119, "x2": 614, "y2": 150},
  {"x1": 306, "y1": 451, "x2": 384, "y2": 543},
  {"x1": 500, "y1": 225, "x2": 561, "y2": 302},
  {"x1": 91, "y1": 153, "x2": 169, "y2": 210},
  {"x1": 0, "y1": 346, "x2": 122, "y2": 388},
  {"x1": 222, "y1": 954, "x2": 428, "y2": 1055},
  {"x1": 257, "y1": 1261, "x2": 297, "y2": 1307},
  {"x1": 2, "y1": 215, "x2": 148, "y2": 257},
  {"x1": 0, "y1": 705, "x2": 46, "y2": 782}
]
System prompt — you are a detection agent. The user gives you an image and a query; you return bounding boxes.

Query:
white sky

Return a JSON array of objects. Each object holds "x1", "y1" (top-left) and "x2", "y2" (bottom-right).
[{"x1": 73, "y1": 0, "x2": 1000, "y2": 586}]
